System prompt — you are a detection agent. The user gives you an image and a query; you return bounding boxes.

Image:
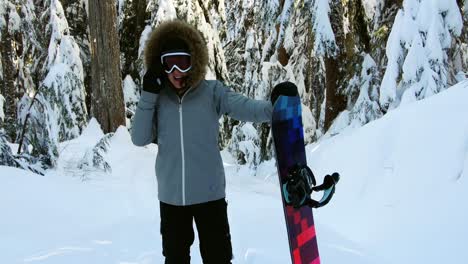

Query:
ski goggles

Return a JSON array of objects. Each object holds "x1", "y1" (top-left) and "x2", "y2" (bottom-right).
[{"x1": 160, "y1": 52, "x2": 192, "y2": 73}]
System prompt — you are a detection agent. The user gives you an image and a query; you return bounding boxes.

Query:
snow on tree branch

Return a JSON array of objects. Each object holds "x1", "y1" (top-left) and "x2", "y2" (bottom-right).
[
  {"x1": 77, "y1": 133, "x2": 113, "y2": 181},
  {"x1": 380, "y1": 0, "x2": 463, "y2": 110},
  {"x1": 0, "y1": 130, "x2": 17, "y2": 167},
  {"x1": 275, "y1": 0, "x2": 293, "y2": 50},
  {"x1": 311, "y1": 0, "x2": 338, "y2": 57},
  {"x1": 0, "y1": 94, "x2": 4, "y2": 122}
]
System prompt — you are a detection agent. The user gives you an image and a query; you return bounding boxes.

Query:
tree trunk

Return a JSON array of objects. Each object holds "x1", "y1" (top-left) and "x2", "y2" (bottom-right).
[
  {"x1": 324, "y1": 0, "x2": 347, "y2": 131},
  {"x1": 324, "y1": 57, "x2": 347, "y2": 131},
  {"x1": 120, "y1": 0, "x2": 148, "y2": 80},
  {"x1": 135, "y1": 0, "x2": 147, "y2": 38},
  {"x1": 1, "y1": 12, "x2": 18, "y2": 142},
  {"x1": 88, "y1": 0, "x2": 125, "y2": 133},
  {"x1": 461, "y1": 1, "x2": 468, "y2": 42}
]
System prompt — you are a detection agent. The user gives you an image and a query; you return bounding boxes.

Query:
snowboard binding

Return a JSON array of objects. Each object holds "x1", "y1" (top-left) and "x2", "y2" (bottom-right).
[{"x1": 282, "y1": 164, "x2": 340, "y2": 209}]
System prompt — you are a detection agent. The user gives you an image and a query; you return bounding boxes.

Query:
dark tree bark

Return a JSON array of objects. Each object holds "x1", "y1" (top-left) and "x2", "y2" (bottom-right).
[
  {"x1": 135, "y1": 0, "x2": 147, "y2": 35},
  {"x1": 324, "y1": 0, "x2": 347, "y2": 131},
  {"x1": 461, "y1": 1, "x2": 468, "y2": 42},
  {"x1": 120, "y1": 0, "x2": 148, "y2": 81},
  {"x1": 1, "y1": 11, "x2": 18, "y2": 142},
  {"x1": 88, "y1": 0, "x2": 125, "y2": 133},
  {"x1": 324, "y1": 57, "x2": 347, "y2": 131},
  {"x1": 352, "y1": 0, "x2": 371, "y2": 53}
]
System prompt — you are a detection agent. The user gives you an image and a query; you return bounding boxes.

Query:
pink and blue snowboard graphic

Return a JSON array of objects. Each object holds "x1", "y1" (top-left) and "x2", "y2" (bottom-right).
[{"x1": 272, "y1": 95, "x2": 320, "y2": 264}]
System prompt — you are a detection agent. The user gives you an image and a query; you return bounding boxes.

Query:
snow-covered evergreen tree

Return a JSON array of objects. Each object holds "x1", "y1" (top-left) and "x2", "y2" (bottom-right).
[
  {"x1": 61, "y1": 0, "x2": 91, "y2": 114},
  {"x1": 223, "y1": 0, "x2": 279, "y2": 158},
  {"x1": 380, "y1": 0, "x2": 463, "y2": 109},
  {"x1": 326, "y1": 0, "x2": 384, "y2": 132},
  {"x1": 123, "y1": 75, "x2": 139, "y2": 127},
  {"x1": 16, "y1": 0, "x2": 46, "y2": 102},
  {"x1": 16, "y1": 0, "x2": 88, "y2": 170},
  {"x1": 228, "y1": 123, "x2": 261, "y2": 167},
  {"x1": 17, "y1": 92, "x2": 60, "y2": 170},
  {"x1": 311, "y1": 0, "x2": 338, "y2": 57},
  {"x1": 43, "y1": 0, "x2": 88, "y2": 135},
  {"x1": 0, "y1": 129, "x2": 17, "y2": 167},
  {"x1": 332, "y1": 54, "x2": 383, "y2": 132},
  {"x1": 77, "y1": 132, "x2": 113, "y2": 181},
  {"x1": 2, "y1": 0, "x2": 466, "y2": 171}
]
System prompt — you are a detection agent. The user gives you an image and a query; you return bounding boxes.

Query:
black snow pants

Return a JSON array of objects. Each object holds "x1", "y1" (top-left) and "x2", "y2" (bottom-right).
[{"x1": 159, "y1": 198, "x2": 233, "y2": 264}]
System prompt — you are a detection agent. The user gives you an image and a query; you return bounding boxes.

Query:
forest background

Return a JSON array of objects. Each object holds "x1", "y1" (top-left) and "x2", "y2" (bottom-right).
[{"x1": 0, "y1": 0, "x2": 467, "y2": 174}]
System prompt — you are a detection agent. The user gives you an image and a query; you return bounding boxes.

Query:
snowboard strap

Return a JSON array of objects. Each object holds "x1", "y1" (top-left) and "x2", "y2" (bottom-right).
[
  {"x1": 282, "y1": 165, "x2": 340, "y2": 209},
  {"x1": 306, "y1": 173, "x2": 340, "y2": 208},
  {"x1": 282, "y1": 165, "x2": 316, "y2": 208}
]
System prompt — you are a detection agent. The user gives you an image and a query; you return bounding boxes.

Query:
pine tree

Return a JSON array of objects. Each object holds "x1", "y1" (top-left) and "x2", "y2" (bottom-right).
[
  {"x1": 16, "y1": 0, "x2": 88, "y2": 171},
  {"x1": 77, "y1": 132, "x2": 113, "y2": 181},
  {"x1": 0, "y1": 129, "x2": 17, "y2": 167},
  {"x1": 380, "y1": 0, "x2": 463, "y2": 109},
  {"x1": 223, "y1": 0, "x2": 279, "y2": 159},
  {"x1": 228, "y1": 123, "x2": 261, "y2": 167},
  {"x1": 17, "y1": 92, "x2": 59, "y2": 169},
  {"x1": 61, "y1": 0, "x2": 92, "y2": 115},
  {"x1": 347, "y1": 55, "x2": 383, "y2": 127}
]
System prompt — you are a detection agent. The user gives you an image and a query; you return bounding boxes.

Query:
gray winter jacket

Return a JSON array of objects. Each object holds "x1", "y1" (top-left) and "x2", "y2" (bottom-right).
[{"x1": 131, "y1": 80, "x2": 272, "y2": 205}]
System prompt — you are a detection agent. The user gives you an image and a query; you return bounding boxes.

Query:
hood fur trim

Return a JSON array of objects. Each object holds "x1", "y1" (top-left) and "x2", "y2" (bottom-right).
[{"x1": 144, "y1": 20, "x2": 208, "y2": 88}]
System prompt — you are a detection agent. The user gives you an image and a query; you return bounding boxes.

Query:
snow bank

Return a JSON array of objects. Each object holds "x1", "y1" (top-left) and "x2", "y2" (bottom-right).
[
  {"x1": 1, "y1": 81, "x2": 467, "y2": 263},
  {"x1": 309, "y1": 80, "x2": 468, "y2": 263}
]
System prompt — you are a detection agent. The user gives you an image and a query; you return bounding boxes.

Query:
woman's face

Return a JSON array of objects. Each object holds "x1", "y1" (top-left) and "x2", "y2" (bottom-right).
[{"x1": 167, "y1": 69, "x2": 189, "y2": 89}]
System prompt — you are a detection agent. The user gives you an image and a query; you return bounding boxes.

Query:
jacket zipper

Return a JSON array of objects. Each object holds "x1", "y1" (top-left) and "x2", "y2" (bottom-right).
[{"x1": 178, "y1": 87, "x2": 192, "y2": 205}]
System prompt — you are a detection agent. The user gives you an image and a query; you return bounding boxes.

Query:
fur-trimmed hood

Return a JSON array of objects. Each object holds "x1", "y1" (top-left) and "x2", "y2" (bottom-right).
[{"x1": 144, "y1": 20, "x2": 208, "y2": 89}]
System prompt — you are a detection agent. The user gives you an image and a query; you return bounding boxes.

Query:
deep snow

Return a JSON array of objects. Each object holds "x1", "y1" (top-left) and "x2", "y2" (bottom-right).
[{"x1": 1, "y1": 81, "x2": 467, "y2": 263}]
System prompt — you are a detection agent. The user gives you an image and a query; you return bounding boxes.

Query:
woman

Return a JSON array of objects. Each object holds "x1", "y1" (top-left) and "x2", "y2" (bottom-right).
[{"x1": 131, "y1": 19, "x2": 273, "y2": 264}]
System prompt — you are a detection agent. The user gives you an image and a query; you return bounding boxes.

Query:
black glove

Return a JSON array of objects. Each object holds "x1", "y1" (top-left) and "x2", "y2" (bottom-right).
[
  {"x1": 271, "y1": 81, "x2": 299, "y2": 105},
  {"x1": 143, "y1": 70, "x2": 163, "y2": 94}
]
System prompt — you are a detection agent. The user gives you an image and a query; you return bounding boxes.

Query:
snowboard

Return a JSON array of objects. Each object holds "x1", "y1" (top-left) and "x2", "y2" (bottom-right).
[{"x1": 272, "y1": 95, "x2": 320, "y2": 264}]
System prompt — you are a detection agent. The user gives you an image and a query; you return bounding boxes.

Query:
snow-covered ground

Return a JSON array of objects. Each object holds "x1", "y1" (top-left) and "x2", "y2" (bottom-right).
[{"x1": 1, "y1": 81, "x2": 467, "y2": 264}]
